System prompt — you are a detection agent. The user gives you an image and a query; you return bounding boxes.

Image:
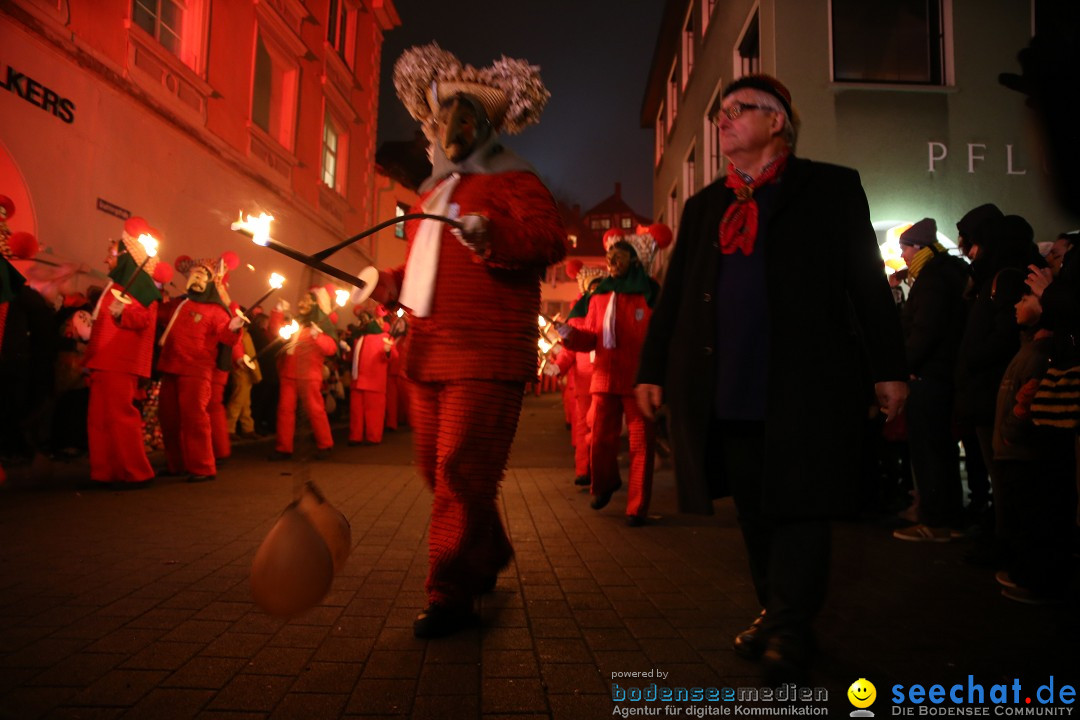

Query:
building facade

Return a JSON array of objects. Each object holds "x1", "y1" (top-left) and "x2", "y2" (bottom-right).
[
  {"x1": 0, "y1": 0, "x2": 400, "y2": 307},
  {"x1": 642, "y1": 0, "x2": 1071, "y2": 268}
]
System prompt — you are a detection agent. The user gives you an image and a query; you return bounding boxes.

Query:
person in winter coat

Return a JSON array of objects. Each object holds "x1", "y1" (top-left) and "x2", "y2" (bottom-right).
[
  {"x1": 559, "y1": 230, "x2": 667, "y2": 525},
  {"x1": 634, "y1": 75, "x2": 907, "y2": 683},
  {"x1": 892, "y1": 218, "x2": 970, "y2": 541},
  {"x1": 268, "y1": 288, "x2": 338, "y2": 459},
  {"x1": 376, "y1": 44, "x2": 567, "y2": 639},
  {"x1": 157, "y1": 254, "x2": 244, "y2": 482}
]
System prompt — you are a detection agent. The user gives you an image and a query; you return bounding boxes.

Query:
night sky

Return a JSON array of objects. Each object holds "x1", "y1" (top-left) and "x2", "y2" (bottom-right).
[{"x1": 375, "y1": 0, "x2": 665, "y2": 217}]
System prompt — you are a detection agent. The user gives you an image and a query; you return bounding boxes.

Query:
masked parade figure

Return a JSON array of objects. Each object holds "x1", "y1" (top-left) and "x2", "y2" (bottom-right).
[
  {"x1": 84, "y1": 218, "x2": 172, "y2": 488},
  {"x1": 559, "y1": 227, "x2": 669, "y2": 525},
  {"x1": 269, "y1": 287, "x2": 339, "y2": 460},
  {"x1": 157, "y1": 254, "x2": 244, "y2": 482},
  {"x1": 378, "y1": 44, "x2": 567, "y2": 637}
]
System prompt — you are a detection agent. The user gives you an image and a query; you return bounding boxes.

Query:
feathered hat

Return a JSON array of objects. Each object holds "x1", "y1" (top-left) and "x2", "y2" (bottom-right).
[
  {"x1": 175, "y1": 251, "x2": 239, "y2": 307},
  {"x1": 603, "y1": 224, "x2": 674, "y2": 271},
  {"x1": 394, "y1": 42, "x2": 550, "y2": 135}
]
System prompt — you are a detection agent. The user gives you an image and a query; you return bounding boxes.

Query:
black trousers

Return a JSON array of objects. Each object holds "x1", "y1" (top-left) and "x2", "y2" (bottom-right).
[
  {"x1": 715, "y1": 421, "x2": 831, "y2": 640},
  {"x1": 906, "y1": 377, "x2": 962, "y2": 527}
]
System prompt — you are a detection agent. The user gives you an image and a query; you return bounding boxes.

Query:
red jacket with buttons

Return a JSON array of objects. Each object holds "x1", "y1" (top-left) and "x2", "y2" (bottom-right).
[
  {"x1": 157, "y1": 297, "x2": 238, "y2": 380},
  {"x1": 270, "y1": 310, "x2": 337, "y2": 381},
  {"x1": 85, "y1": 281, "x2": 158, "y2": 378},
  {"x1": 560, "y1": 291, "x2": 652, "y2": 396},
  {"x1": 381, "y1": 171, "x2": 566, "y2": 383}
]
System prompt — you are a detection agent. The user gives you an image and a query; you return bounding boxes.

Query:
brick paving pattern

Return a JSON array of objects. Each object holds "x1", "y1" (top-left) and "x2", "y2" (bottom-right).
[{"x1": 0, "y1": 396, "x2": 1075, "y2": 718}]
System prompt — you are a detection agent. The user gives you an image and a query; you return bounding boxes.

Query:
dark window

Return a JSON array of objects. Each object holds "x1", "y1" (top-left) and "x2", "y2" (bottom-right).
[
  {"x1": 737, "y1": 10, "x2": 760, "y2": 77},
  {"x1": 252, "y1": 35, "x2": 272, "y2": 134},
  {"x1": 832, "y1": 0, "x2": 945, "y2": 84},
  {"x1": 133, "y1": 0, "x2": 183, "y2": 57}
]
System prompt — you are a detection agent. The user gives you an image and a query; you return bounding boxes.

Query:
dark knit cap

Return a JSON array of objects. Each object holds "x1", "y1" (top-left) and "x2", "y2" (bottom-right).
[
  {"x1": 956, "y1": 203, "x2": 1004, "y2": 241},
  {"x1": 722, "y1": 74, "x2": 793, "y2": 120},
  {"x1": 899, "y1": 218, "x2": 938, "y2": 248}
]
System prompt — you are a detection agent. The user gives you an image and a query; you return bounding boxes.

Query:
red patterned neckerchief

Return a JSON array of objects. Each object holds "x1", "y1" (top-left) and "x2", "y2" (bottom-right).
[{"x1": 719, "y1": 153, "x2": 789, "y2": 256}]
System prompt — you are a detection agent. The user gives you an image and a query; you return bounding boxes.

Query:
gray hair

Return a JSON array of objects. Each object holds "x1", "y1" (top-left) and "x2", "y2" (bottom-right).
[{"x1": 743, "y1": 89, "x2": 799, "y2": 151}]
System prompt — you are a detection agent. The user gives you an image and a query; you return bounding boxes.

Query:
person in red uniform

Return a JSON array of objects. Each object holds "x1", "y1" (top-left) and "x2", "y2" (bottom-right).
[
  {"x1": 268, "y1": 287, "x2": 338, "y2": 460},
  {"x1": 84, "y1": 218, "x2": 172, "y2": 489},
  {"x1": 348, "y1": 307, "x2": 395, "y2": 445},
  {"x1": 385, "y1": 311, "x2": 409, "y2": 430},
  {"x1": 548, "y1": 264, "x2": 607, "y2": 486},
  {"x1": 558, "y1": 227, "x2": 669, "y2": 526},
  {"x1": 384, "y1": 44, "x2": 566, "y2": 637},
  {"x1": 157, "y1": 255, "x2": 244, "y2": 482}
]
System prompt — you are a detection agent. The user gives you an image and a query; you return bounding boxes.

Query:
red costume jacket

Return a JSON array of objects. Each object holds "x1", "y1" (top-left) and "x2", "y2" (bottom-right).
[
  {"x1": 385, "y1": 171, "x2": 566, "y2": 383},
  {"x1": 269, "y1": 310, "x2": 337, "y2": 381},
  {"x1": 85, "y1": 282, "x2": 158, "y2": 378},
  {"x1": 157, "y1": 297, "x2": 238, "y2": 379},
  {"x1": 560, "y1": 291, "x2": 651, "y2": 396},
  {"x1": 351, "y1": 332, "x2": 394, "y2": 393}
]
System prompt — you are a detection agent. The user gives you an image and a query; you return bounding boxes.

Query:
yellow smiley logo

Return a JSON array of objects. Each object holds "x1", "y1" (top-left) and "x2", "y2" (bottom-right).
[{"x1": 848, "y1": 678, "x2": 877, "y2": 709}]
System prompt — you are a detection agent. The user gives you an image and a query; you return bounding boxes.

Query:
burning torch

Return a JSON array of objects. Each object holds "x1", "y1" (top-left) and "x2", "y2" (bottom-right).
[{"x1": 111, "y1": 233, "x2": 159, "y2": 304}]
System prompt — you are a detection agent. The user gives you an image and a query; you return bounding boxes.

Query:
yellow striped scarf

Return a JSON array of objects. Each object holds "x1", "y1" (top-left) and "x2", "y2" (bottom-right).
[{"x1": 906, "y1": 242, "x2": 948, "y2": 282}]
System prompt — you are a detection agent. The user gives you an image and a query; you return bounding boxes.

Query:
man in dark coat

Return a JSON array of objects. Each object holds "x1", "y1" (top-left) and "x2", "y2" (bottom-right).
[
  {"x1": 634, "y1": 74, "x2": 907, "y2": 682},
  {"x1": 893, "y1": 218, "x2": 970, "y2": 541}
]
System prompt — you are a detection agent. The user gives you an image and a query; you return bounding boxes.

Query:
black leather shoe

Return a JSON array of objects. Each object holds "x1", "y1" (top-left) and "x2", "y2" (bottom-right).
[
  {"x1": 761, "y1": 633, "x2": 813, "y2": 686},
  {"x1": 590, "y1": 480, "x2": 622, "y2": 510},
  {"x1": 110, "y1": 480, "x2": 154, "y2": 491},
  {"x1": 413, "y1": 604, "x2": 475, "y2": 639},
  {"x1": 155, "y1": 468, "x2": 184, "y2": 479},
  {"x1": 733, "y1": 610, "x2": 768, "y2": 659},
  {"x1": 573, "y1": 475, "x2": 590, "y2": 486},
  {"x1": 626, "y1": 515, "x2": 646, "y2": 527},
  {"x1": 185, "y1": 474, "x2": 216, "y2": 483}
]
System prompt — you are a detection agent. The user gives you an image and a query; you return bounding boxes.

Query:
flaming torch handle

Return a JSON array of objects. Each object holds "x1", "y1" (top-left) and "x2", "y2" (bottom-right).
[
  {"x1": 248, "y1": 286, "x2": 280, "y2": 312},
  {"x1": 312, "y1": 213, "x2": 465, "y2": 261}
]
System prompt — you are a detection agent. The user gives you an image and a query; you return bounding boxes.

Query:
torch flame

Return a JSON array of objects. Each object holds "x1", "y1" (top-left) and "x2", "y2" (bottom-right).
[
  {"x1": 278, "y1": 319, "x2": 300, "y2": 340},
  {"x1": 269, "y1": 272, "x2": 285, "y2": 289},
  {"x1": 137, "y1": 234, "x2": 159, "y2": 258},
  {"x1": 538, "y1": 314, "x2": 548, "y2": 328},
  {"x1": 232, "y1": 211, "x2": 275, "y2": 246},
  {"x1": 538, "y1": 338, "x2": 552, "y2": 354},
  {"x1": 335, "y1": 289, "x2": 349, "y2": 307},
  {"x1": 396, "y1": 308, "x2": 405, "y2": 318}
]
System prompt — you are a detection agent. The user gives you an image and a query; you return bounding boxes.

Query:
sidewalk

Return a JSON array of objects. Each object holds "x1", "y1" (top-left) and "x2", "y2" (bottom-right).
[{"x1": 0, "y1": 395, "x2": 1075, "y2": 719}]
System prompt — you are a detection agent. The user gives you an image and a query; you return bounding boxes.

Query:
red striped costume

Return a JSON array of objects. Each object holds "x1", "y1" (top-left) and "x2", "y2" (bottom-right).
[{"x1": 381, "y1": 170, "x2": 566, "y2": 610}]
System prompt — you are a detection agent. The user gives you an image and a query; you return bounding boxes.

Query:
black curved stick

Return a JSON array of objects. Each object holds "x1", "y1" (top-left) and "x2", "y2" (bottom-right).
[{"x1": 311, "y1": 213, "x2": 465, "y2": 261}]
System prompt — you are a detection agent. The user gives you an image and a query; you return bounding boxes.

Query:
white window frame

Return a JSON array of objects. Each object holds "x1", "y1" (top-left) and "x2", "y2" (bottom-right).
[
  {"x1": 701, "y1": 77, "x2": 725, "y2": 186},
  {"x1": 130, "y1": 0, "x2": 209, "y2": 74},
  {"x1": 683, "y1": 142, "x2": 697, "y2": 202},
  {"x1": 326, "y1": 0, "x2": 358, "y2": 69},
  {"x1": 732, "y1": 4, "x2": 761, "y2": 81},
  {"x1": 321, "y1": 107, "x2": 348, "y2": 194},
  {"x1": 655, "y1": 103, "x2": 666, "y2": 168},
  {"x1": 667, "y1": 182, "x2": 680, "y2": 238},
  {"x1": 681, "y1": 6, "x2": 695, "y2": 91},
  {"x1": 667, "y1": 61, "x2": 679, "y2": 128},
  {"x1": 827, "y1": 0, "x2": 955, "y2": 87}
]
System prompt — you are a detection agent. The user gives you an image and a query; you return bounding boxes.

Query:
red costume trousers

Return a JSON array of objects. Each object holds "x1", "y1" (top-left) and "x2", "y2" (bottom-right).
[
  {"x1": 385, "y1": 377, "x2": 399, "y2": 430},
  {"x1": 276, "y1": 378, "x2": 333, "y2": 453},
  {"x1": 412, "y1": 379, "x2": 522, "y2": 608},
  {"x1": 590, "y1": 393, "x2": 655, "y2": 518},
  {"x1": 349, "y1": 389, "x2": 387, "y2": 444},
  {"x1": 88, "y1": 370, "x2": 154, "y2": 484},
  {"x1": 159, "y1": 373, "x2": 215, "y2": 476},
  {"x1": 210, "y1": 378, "x2": 230, "y2": 460},
  {"x1": 573, "y1": 390, "x2": 593, "y2": 478}
]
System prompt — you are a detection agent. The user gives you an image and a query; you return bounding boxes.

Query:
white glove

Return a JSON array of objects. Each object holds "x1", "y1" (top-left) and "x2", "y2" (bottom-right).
[
  {"x1": 108, "y1": 299, "x2": 125, "y2": 318},
  {"x1": 542, "y1": 362, "x2": 561, "y2": 377},
  {"x1": 339, "y1": 340, "x2": 351, "y2": 352},
  {"x1": 309, "y1": 323, "x2": 322, "y2": 337},
  {"x1": 228, "y1": 314, "x2": 246, "y2": 331},
  {"x1": 556, "y1": 323, "x2": 573, "y2": 340},
  {"x1": 453, "y1": 214, "x2": 490, "y2": 255},
  {"x1": 275, "y1": 299, "x2": 290, "y2": 313}
]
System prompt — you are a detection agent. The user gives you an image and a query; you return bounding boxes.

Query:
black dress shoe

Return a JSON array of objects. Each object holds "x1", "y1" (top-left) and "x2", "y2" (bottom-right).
[
  {"x1": 185, "y1": 474, "x2": 216, "y2": 483},
  {"x1": 155, "y1": 468, "x2": 185, "y2": 478},
  {"x1": 733, "y1": 609, "x2": 768, "y2": 659},
  {"x1": 573, "y1": 475, "x2": 590, "y2": 486},
  {"x1": 413, "y1": 604, "x2": 475, "y2": 639},
  {"x1": 626, "y1": 515, "x2": 646, "y2": 527},
  {"x1": 761, "y1": 633, "x2": 813, "y2": 686},
  {"x1": 590, "y1": 480, "x2": 622, "y2": 510},
  {"x1": 110, "y1": 480, "x2": 154, "y2": 491}
]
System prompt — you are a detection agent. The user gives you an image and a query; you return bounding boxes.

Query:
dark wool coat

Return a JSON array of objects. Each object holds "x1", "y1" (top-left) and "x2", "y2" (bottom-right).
[
  {"x1": 902, "y1": 252, "x2": 969, "y2": 382},
  {"x1": 636, "y1": 157, "x2": 906, "y2": 518}
]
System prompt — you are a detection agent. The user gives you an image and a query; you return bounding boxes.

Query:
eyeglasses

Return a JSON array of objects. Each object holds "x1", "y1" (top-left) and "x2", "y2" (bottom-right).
[{"x1": 714, "y1": 102, "x2": 772, "y2": 121}]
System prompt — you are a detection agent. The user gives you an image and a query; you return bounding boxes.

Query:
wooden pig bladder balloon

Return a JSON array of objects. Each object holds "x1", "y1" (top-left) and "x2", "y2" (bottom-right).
[
  {"x1": 296, "y1": 482, "x2": 352, "y2": 573},
  {"x1": 250, "y1": 504, "x2": 334, "y2": 618}
]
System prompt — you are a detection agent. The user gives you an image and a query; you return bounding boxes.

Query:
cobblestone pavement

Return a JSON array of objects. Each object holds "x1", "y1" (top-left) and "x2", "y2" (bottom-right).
[{"x1": 0, "y1": 395, "x2": 1076, "y2": 719}]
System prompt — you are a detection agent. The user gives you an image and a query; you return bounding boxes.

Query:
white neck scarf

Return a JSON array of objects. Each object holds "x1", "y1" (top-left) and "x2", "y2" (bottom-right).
[
  {"x1": 352, "y1": 335, "x2": 365, "y2": 377},
  {"x1": 398, "y1": 173, "x2": 461, "y2": 318},
  {"x1": 602, "y1": 293, "x2": 617, "y2": 349}
]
